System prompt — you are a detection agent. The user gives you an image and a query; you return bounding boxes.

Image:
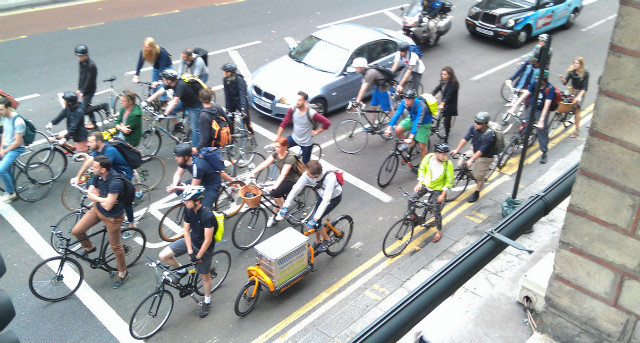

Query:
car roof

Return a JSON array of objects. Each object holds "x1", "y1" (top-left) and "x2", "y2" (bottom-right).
[{"x1": 313, "y1": 23, "x2": 393, "y2": 49}]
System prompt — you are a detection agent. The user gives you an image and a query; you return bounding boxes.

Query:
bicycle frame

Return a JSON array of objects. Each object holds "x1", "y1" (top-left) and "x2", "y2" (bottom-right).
[{"x1": 52, "y1": 226, "x2": 116, "y2": 274}]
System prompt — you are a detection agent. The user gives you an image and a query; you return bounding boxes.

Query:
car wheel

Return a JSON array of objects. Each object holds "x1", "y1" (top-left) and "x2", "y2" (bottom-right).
[
  {"x1": 511, "y1": 27, "x2": 529, "y2": 48},
  {"x1": 310, "y1": 98, "x2": 327, "y2": 117},
  {"x1": 563, "y1": 10, "x2": 577, "y2": 29}
]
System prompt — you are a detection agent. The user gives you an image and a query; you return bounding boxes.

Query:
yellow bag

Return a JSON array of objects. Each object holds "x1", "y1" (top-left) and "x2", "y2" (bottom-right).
[
  {"x1": 213, "y1": 211, "x2": 225, "y2": 241},
  {"x1": 419, "y1": 93, "x2": 439, "y2": 116}
]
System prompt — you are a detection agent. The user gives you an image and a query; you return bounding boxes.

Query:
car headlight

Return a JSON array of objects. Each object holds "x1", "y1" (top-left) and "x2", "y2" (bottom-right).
[
  {"x1": 468, "y1": 7, "x2": 478, "y2": 17},
  {"x1": 506, "y1": 18, "x2": 515, "y2": 28},
  {"x1": 403, "y1": 13, "x2": 420, "y2": 26},
  {"x1": 278, "y1": 95, "x2": 296, "y2": 106}
]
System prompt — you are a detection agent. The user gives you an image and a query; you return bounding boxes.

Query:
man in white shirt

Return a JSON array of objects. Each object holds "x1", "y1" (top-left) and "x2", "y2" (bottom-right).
[{"x1": 391, "y1": 42, "x2": 425, "y2": 94}]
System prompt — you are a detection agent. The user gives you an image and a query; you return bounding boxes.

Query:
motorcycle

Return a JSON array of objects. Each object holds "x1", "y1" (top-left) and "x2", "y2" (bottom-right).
[{"x1": 400, "y1": 0, "x2": 453, "y2": 46}]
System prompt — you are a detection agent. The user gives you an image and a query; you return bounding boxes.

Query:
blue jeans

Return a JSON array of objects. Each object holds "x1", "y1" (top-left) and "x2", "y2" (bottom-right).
[
  {"x1": 152, "y1": 68, "x2": 172, "y2": 102},
  {"x1": 310, "y1": 193, "x2": 342, "y2": 222},
  {"x1": 170, "y1": 102, "x2": 203, "y2": 147},
  {"x1": 174, "y1": 180, "x2": 220, "y2": 209},
  {"x1": 286, "y1": 136, "x2": 313, "y2": 164},
  {"x1": 535, "y1": 109, "x2": 549, "y2": 153},
  {"x1": 0, "y1": 146, "x2": 25, "y2": 194}
]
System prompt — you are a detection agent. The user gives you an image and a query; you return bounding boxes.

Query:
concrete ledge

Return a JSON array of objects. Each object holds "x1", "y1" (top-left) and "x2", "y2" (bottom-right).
[{"x1": 526, "y1": 332, "x2": 560, "y2": 343}]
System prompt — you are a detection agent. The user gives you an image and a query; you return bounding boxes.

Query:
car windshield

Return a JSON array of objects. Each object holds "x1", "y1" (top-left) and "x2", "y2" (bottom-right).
[
  {"x1": 476, "y1": 0, "x2": 534, "y2": 10},
  {"x1": 288, "y1": 35, "x2": 349, "y2": 74}
]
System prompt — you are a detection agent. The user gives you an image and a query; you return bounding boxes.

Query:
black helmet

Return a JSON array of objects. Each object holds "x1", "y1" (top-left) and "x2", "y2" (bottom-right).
[
  {"x1": 62, "y1": 91, "x2": 78, "y2": 104},
  {"x1": 404, "y1": 89, "x2": 417, "y2": 98},
  {"x1": 398, "y1": 42, "x2": 410, "y2": 52},
  {"x1": 160, "y1": 69, "x2": 178, "y2": 81},
  {"x1": 221, "y1": 63, "x2": 237, "y2": 73},
  {"x1": 75, "y1": 44, "x2": 88, "y2": 56},
  {"x1": 434, "y1": 143, "x2": 450, "y2": 153},
  {"x1": 474, "y1": 111, "x2": 490, "y2": 124},
  {"x1": 173, "y1": 143, "x2": 192, "y2": 157}
]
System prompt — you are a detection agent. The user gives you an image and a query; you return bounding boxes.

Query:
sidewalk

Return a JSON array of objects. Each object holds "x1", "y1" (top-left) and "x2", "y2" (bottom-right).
[{"x1": 0, "y1": 0, "x2": 71, "y2": 13}]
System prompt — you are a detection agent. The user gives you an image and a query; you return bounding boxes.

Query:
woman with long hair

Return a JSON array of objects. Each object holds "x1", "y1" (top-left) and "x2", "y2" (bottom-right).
[
  {"x1": 132, "y1": 37, "x2": 173, "y2": 100},
  {"x1": 559, "y1": 57, "x2": 589, "y2": 138},
  {"x1": 431, "y1": 66, "x2": 459, "y2": 144},
  {"x1": 114, "y1": 90, "x2": 143, "y2": 146}
]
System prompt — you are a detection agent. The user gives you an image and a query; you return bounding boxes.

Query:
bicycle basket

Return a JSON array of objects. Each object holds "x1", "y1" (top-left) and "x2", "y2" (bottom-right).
[
  {"x1": 239, "y1": 185, "x2": 262, "y2": 208},
  {"x1": 555, "y1": 102, "x2": 574, "y2": 114}
]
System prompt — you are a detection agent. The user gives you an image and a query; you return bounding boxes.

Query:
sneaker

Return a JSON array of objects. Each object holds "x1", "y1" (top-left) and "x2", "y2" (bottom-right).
[
  {"x1": 1, "y1": 192, "x2": 17, "y2": 203},
  {"x1": 113, "y1": 271, "x2": 130, "y2": 289},
  {"x1": 540, "y1": 152, "x2": 547, "y2": 164},
  {"x1": 199, "y1": 302, "x2": 210, "y2": 318},
  {"x1": 134, "y1": 191, "x2": 144, "y2": 203},
  {"x1": 172, "y1": 123, "x2": 184, "y2": 134},
  {"x1": 467, "y1": 192, "x2": 479, "y2": 203},
  {"x1": 423, "y1": 221, "x2": 436, "y2": 229},
  {"x1": 315, "y1": 242, "x2": 328, "y2": 254},
  {"x1": 363, "y1": 124, "x2": 374, "y2": 133},
  {"x1": 170, "y1": 269, "x2": 188, "y2": 284},
  {"x1": 266, "y1": 217, "x2": 275, "y2": 228}
]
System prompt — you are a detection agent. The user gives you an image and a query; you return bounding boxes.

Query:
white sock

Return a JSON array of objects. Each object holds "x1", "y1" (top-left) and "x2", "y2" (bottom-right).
[{"x1": 204, "y1": 296, "x2": 211, "y2": 304}]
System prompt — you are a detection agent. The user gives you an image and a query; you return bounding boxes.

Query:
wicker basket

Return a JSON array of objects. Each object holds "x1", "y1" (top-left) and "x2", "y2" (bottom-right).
[
  {"x1": 556, "y1": 102, "x2": 575, "y2": 114},
  {"x1": 239, "y1": 185, "x2": 262, "y2": 208}
]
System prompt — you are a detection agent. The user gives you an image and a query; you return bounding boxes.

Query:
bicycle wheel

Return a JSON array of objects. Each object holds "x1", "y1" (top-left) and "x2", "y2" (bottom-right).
[
  {"x1": 234, "y1": 281, "x2": 261, "y2": 316},
  {"x1": 136, "y1": 155, "x2": 165, "y2": 190},
  {"x1": 62, "y1": 176, "x2": 92, "y2": 211},
  {"x1": 377, "y1": 154, "x2": 399, "y2": 188},
  {"x1": 235, "y1": 133, "x2": 257, "y2": 164},
  {"x1": 288, "y1": 186, "x2": 318, "y2": 224},
  {"x1": 334, "y1": 119, "x2": 368, "y2": 154},
  {"x1": 15, "y1": 162, "x2": 54, "y2": 202},
  {"x1": 103, "y1": 228, "x2": 146, "y2": 270},
  {"x1": 255, "y1": 164, "x2": 277, "y2": 185},
  {"x1": 158, "y1": 203, "x2": 186, "y2": 242},
  {"x1": 500, "y1": 82, "x2": 512, "y2": 102},
  {"x1": 310, "y1": 143, "x2": 322, "y2": 160},
  {"x1": 51, "y1": 212, "x2": 86, "y2": 254},
  {"x1": 17, "y1": 130, "x2": 51, "y2": 165},
  {"x1": 29, "y1": 256, "x2": 84, "y2": 302},
  {"x1": 325, "y1": 215, "x2": 353, "y2": 256},
  {"x1": 382, "y1": 218, "x2": 414, "y2": 258},
  {"x1": 445, "y1": 168, "x2": 470, "y2": 202},
  {"x1": 129, "y1": 290, "x2": 174, "y2": 340},
  {"x1": 230, "y1": 151, "x2": 265, "y2": 177},
  {"x1": 547, "y1": 112, "x2": 562, "y2": 138},
  {"x1": 232, "y1": 207, "x2": 267, "y2": 250},
  {"x1": 214, "y1": 180, "x2": 245, "y2": 218},
  {"x1": 27, "y1": 147, "x2": 67, "y2": 181},
  {"x1": 484, "y1": 155, "x2": 499, "y2": 181},
  {"x1": 130, "y1": 183, "x2": 151, "y2": 222},
  {"x1": 195, "y1": 250, "x2": 231, "y2": 295},
  {"x1": 497, "y1": 139, "x2": 517, "y2": 169},
  {"x1": 139, "y1": 129, "x2": 162, "y2": 156}
]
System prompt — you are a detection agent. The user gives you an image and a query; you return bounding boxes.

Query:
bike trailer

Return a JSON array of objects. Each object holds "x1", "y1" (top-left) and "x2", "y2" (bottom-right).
[{"x1": 254, "y1": 227, "x2": 308, "y2": 288}]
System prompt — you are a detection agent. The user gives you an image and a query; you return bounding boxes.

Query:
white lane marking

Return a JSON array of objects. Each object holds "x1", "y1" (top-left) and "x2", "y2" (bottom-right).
[
  {"x1": 581, "y1": 14, "x2": 617, "y2": 31},
  {"x1": 125, "y1": 40, "x2": 262, "y2": 75},
  {"x1": 0, "y1": 203, "x2": 138, "y2": 343},
  {"x1": 470, "y1": 53, "x2": 530, "y2": 81},
  {"x1": 583, "y1": 0, "x2": 599, "y2": 5},
  {"x1": 383, "y1": 9, "x2": 403, "y2": 25},
  {"x1": 229, "y1": 50, "x2": 253, "y2": 85},
  {"x1": 15, "y1": 93, "x2": 40, "y2": 101},
  {"x1": 317, "y1": 4, "x2": 407, "y2": 28}
]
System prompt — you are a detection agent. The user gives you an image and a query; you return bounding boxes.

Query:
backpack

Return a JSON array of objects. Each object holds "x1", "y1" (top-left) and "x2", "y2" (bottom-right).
[
  {"x1": 417, "y1": 93, "x2": 439, "y2": 116},
  {"x1": 12, "y1": 115, "x2": 37, "y2": 146},
  {"x1": 369, "y1": 65, "x2": 396, "y2": 87},
  {"x1": 293, "y1": 154, "x2": 306, "y2": 175},
  {"x1": 111, "y1": 175, "x2": 136, "y2": 207},
  {"x1": 286, "y1": 106, "x2": 318, "y2": 130},
  {"x1": 181, "y1": 74, "x2": 208, "y2": 95},
  {"x1": 206, "y1": 105, "x2": 232, "y2": 147},
  {"x1": 109, "y1": 138, "x2": 143, "y2": 169},
  {"x1": 316, "y1": 170, "x2": 345, "y2": 189},
  {"x1": 484, "y1": 122, "x2": 505, "y2": 156},
  {"x1": 408, "y1": 44, "x2": 423, "y2": 59},
  {"x1": 193, "y1": 47, "x2": 209, "y2": 66},
  {"x1": 199, "y1": 147, "x2": 226, "y2": 171},
  {"x1": 212, "y1": 210, "x2": 224, "y2": 241},
  {"x1": 545, "y1": 86, "x2": 563, "y2": 111}
]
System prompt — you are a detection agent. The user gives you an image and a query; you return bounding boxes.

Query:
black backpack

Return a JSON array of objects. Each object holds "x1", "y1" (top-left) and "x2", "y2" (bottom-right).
[
  {"x1": 110, "y1": 175, "x2": 136, "y2": 207},
  {"x1": 12, "y1": 115, "x2": 37, "y2": 146},
  {"x1": 193, "y1": 47, "x2": 209, "y2": 66},
  {"x1": 109, "y1": 138, "x2": 143, "y2": 169},
  {"x1": 368, "y1": 65, "x2": 396, "y2": 87}
]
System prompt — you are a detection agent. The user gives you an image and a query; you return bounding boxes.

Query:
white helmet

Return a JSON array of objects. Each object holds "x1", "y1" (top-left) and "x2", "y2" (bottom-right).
[{"x1": 351, "y1": 57, "x2": 368, "y2": 69}]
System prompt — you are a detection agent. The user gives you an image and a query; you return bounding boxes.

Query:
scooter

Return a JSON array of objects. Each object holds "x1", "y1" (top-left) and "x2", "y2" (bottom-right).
[{"x1": 400, "y1": 0, "x2": 453, "y2": 46}]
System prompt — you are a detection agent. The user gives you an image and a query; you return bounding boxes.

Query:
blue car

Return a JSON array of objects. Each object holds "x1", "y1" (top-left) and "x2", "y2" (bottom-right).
[{"x1": 465, "y1": 0, "x2": 583, "y2": 48}]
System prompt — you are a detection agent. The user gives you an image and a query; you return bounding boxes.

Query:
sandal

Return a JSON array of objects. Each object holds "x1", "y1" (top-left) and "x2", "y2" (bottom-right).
[
  {"x1": 570, "y1": 132, "x2": 578, "y2": 138},
  {"x1": 432, "y1": 233, "x2": 442, "y2": 243}
]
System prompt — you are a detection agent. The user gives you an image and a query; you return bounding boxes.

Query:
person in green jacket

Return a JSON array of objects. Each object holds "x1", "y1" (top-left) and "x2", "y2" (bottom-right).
[
  {"x1": 114, "y1": 90, "x2": 143, "y2": 146},
  {"x1": 413, "y1": 143, "x2": 454, "y2": 243}
]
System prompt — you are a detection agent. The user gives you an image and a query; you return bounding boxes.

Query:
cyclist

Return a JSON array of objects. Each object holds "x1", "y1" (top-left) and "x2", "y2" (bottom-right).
[
  {"x1": 413, "y1": 143, "x2": 453, "y2": 243},
  {"x1": 431, "y1": 66, "x2": 459, "y2": 144},
  {"x1": 507, "y1": 69, "x2": 556, "y2": 164},
  {"x1": 145, "y1": 69, "x2": 204, "y2": 147},
  {"x1": 159, "y1": 185, "x2": 217, "y2": 318},
  {"x1": 177, "y1": 48, "x2": 209, "y2": 83},
  {"x1": 132, "y1": 37, "x2": 172, "y2": 101},
  {"x1": 71, "y1": 155, "x2": 129, "y2": 288},
  {"x1": 221, "y1": 63, "x2": 254, "y2": 135},
  {"x1": 0, "y1": 97, "x2": 25, "y2": 203},
  {"x1": 450, "y1": 112, "x2": 496, "y2": 203},
  {"x1": 167, "y1": 143, "x2": 234, "y2": 209},
  {"x1": 559, "y1": 56, "x2": 589, "y2": 138},
  {"x1": 275, "y1": 91, "x2": 330, "y2": 164},
  {"x1": 113, "y1": 90, "x2": 143, "y2": 147},
  {"x1": 250, "y1": 137, "x2": 302, "y2": 228},
  {"x1": 351, "y1": 57, "x2": 392, "y2": 128},
  {"x1": 74, "y1": 44, "x2": 98, "y2": 129},
  {"x1": 46, "y1": 92, "x2": 89, "y2": 153},
  {"x1": 391, "y1": 42, "x2": 425, "y2": 94},
  {"x1": 196, "y1": 88, "x2": 231, "y2": 152},
  {"x1": 384, "y1": 89, "x2": 433, "y2": 160},
  {"x1": 278, "y1": 160, "x2": 342, "y2": 253}
]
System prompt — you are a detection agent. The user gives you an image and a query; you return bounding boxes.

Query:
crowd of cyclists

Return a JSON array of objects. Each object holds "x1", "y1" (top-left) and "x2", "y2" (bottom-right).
[{"x1": 0, "y1": 28, "x2": 589, "y2": 324}]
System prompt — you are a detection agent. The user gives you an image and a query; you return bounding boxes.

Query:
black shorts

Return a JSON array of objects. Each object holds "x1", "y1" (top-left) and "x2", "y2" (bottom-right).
[{"x1": 269, "y1": 179, "x2": 296, "y2": 199}]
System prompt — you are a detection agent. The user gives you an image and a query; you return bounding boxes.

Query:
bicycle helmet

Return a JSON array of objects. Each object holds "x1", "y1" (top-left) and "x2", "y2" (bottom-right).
[
  {"x1": 160, "y1": 69, "x2": 178, "y2": 81},
  {"x1": 434, "y1": 143, "x2": 450, "y2": 153},
  {"x1": 221, "y1": 62, "x2": 237, "y2": 73},
  {"x1": 474, "y1": 111, "x2": 490, "y2": 124},
  {"x1": 74, "y1": 44, "x2": 88, "y2": 56},
  {"x1": 404, "y1": 89, "x2": 417, "y2": 98},
  {"x1": 538, "y1": 34, "x2": 550, "y2": 42},
  {"x1": 173, "y1": 143, "x2": 192, "y2": 157},
  {"x1": 351, "y1": 57, "x2": 368, "y2": 69},
  {"x1": 398, "y1": 42, "x2": 410, "y2": 52},
  {"x1": 62, "y1": 91, "x2": 78, "y2": 104},
  {"x1": 181, "y1": 185, "x2": 205, "y2": 202}
]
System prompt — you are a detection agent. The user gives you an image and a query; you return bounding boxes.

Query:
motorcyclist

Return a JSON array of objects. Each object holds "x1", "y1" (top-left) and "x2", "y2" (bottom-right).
[{"x1": 422, "y1": 0, "x2": 443, "y2": 44}]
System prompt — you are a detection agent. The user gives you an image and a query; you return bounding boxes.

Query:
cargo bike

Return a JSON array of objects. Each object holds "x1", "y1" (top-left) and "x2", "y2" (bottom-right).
[{"x1": 233, "y1": 187, "x2": 353, "y2": 316}]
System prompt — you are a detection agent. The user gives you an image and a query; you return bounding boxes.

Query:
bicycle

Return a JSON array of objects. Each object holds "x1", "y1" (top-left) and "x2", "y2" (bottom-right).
[
  {"x1": 138, "y1": 105, "x2": 191, "y2": 157},
  {"x1": 260, "y1": 143, "x2": 322, "y2": 183},
  {"x1": 377, "y1": 137, "x2": 423, "y2": 188},
  {"x1": 496, "y1": 117, "x2": 539, "y2": 169},
  {"x1": 0, "y1": 158, "x2": 54, "y2": 202},
  {"x1": 382, "y1": 188, "x2": 438, "y2": 257},
  {"x1": 25, "y1": 128, "x2": 90, "y2": 181},
  {"x1": 547, "y1": 93, "x2": 576, "y2": 138},
  {"x1": 228, "y1": 110, "x2": 258, "y2": 154},
  {"x1": 231, "y1": 178, "x2": 318, "y2": 250},
  {"x1": 85, "y1": 76, "x2": 122, "y2": 129},
  {"x1": 29, "y1": 220, "x2": 147, "y2": 302},
  {"x1": 334, "y1": 100, "x2": 394, "y2": 154},
  {"x1": 494, "y1": 83, "x2": 526, "y2": 134},
  {"x1": 234, "y1": 213, "x2": 353, "y2": 316},
  {"x1": 53, "y1": 183, "x2": 151, "y2": 251},
  {"x1": 445, "y1": 153, "x2": 498, "y2": 202},
  {"x1": 128, "y1": 253, "x2": 230, "y2": 339}
]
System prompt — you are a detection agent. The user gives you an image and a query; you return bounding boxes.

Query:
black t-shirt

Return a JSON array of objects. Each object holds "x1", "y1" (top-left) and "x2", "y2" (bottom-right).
[
  {"x1": 166, "y1": 80, "x2": 201, "y2": 108},
  {"x1": 184, "y1": 206, "x2": 216, "y2": 251},
  {"x1": 179, "y1": 155, "x2": 221, "y2": 187},
  {"x1": 90, "y1": 171, "x2": 125, "y2": 217}
]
